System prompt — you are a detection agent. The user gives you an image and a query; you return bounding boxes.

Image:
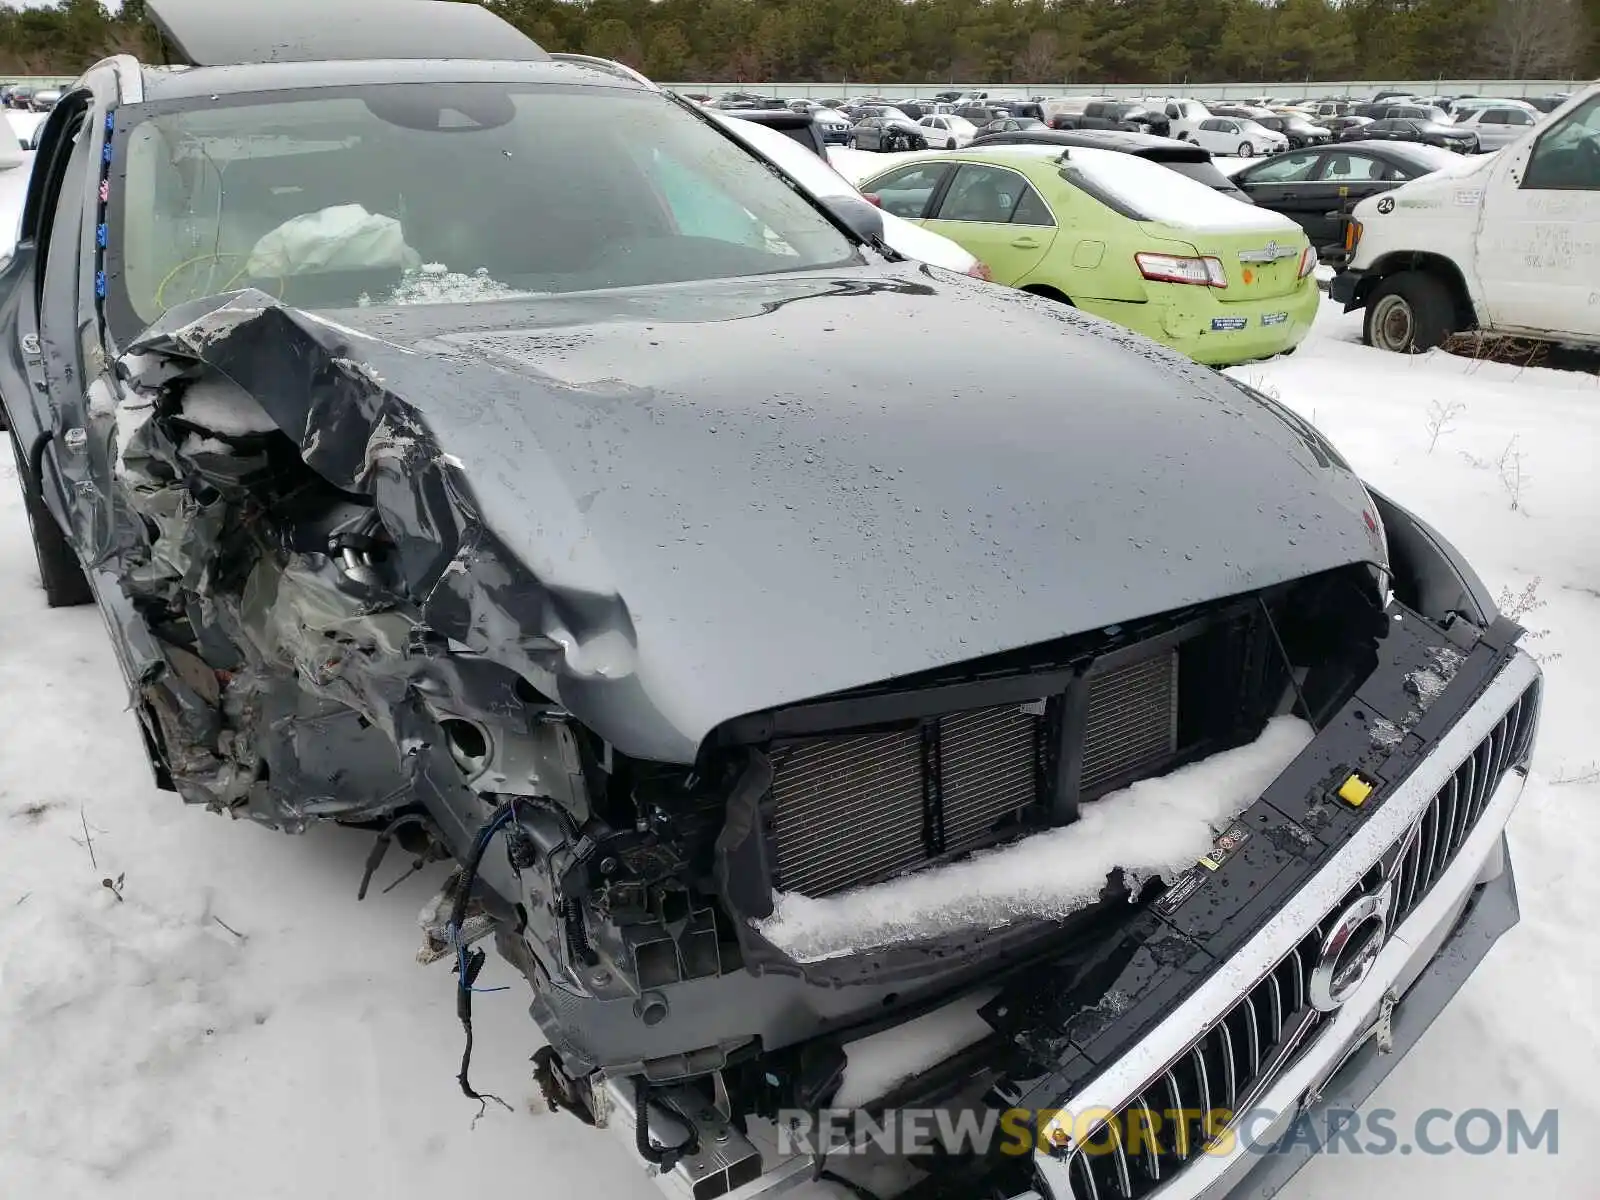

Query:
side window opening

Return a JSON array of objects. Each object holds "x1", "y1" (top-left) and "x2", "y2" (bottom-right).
[
  {"x1": 1522, "y1": 96, "x2": 1600, "y2": 191},
  {"x1": 867, "y1": 163, "x2": 950, "y2": 219},
  {"x1": 35, "y1": 104, "x2": 91, "y2": 314}
]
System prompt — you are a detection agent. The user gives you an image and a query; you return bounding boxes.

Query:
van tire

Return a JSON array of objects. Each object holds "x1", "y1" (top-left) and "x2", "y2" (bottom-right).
[
  {"x1": 6, "y1": 428, "x2": 93, "y2": 608},
  {"x1": 1364, "y1": 271, "x2": 1458, "y2": 354}
]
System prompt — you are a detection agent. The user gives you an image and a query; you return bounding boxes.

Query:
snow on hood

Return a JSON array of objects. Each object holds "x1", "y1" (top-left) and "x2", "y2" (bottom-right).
[
  {"x1": 753, "y1": 716, "x2": 1314, "y2": 960},
  {"x1": 1053, "y1": 146, "x2": 1299, "y2": 233},
  {"x1": 848, "y1": 144, "x2": 1298, "y2": 236}
]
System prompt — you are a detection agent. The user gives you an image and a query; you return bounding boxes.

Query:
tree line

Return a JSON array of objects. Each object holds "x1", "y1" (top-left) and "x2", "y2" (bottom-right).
[{"x1": 2, "y1": 0, "x2": 1595, "y2": 87}]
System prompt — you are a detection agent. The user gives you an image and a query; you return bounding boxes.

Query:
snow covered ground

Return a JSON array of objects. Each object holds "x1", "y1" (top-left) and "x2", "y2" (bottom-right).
[{"x1": 3, "y1": 154, "x2": 1598, "y2": 1200}]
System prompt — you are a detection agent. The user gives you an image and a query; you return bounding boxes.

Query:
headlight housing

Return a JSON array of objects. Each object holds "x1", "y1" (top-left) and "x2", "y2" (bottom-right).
[{"x1": 1365, "y1": 485, "x2": 1498, "y2": 628}]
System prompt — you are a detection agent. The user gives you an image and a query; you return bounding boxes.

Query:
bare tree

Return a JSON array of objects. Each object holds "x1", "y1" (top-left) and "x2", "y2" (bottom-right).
[
  {"x1": 1483, "y1": 0, "x2": 1583, "y2": 76},
  {"x1": 1015, "y1": 30, "x2": 1060, "y2": 82}
]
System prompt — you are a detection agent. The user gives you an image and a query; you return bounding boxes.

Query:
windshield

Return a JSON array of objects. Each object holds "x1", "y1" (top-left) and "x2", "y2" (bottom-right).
[{"x1": 108, "y1": 83, "x2": 859, "y2": 334}]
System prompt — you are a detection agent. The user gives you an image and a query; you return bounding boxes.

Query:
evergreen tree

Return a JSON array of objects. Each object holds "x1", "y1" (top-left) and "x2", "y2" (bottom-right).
[{"x1": 0, "y1": 0, "x2": 1586, "y2": 85}]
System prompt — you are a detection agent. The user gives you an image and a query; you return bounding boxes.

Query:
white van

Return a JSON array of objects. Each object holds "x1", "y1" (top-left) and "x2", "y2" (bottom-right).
[{"x1": 1330, "y1": 81, "x2": 1600, "y2": 353}]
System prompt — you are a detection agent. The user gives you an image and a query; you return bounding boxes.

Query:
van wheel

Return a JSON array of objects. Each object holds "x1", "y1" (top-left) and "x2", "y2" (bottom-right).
[
  {"x1": 1238, "y1": 141, "x2": 1254, "y2": 157},
  {"x1": 6, "y1": 427, "x2": 93, "y2": 607},
  {"x1": 1364, "y1": 271, "x2": 1458, "y2": 354}
]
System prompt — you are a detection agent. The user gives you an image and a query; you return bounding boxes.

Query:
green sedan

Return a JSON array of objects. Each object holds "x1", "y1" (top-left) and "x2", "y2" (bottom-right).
[{"x1": 857, "y1": 145, "x2": 1321, "y2": 366}]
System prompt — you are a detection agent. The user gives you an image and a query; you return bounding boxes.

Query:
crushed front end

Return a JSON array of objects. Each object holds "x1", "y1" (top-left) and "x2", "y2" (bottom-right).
[{"x1": 578, "y1": 595, "x2": 1538, "y2": 1200}]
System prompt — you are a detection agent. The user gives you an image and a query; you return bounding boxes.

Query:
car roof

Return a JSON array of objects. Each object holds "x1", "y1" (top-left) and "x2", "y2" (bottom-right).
[
  {"x1": 144, "y1": 0, "x2": 547, "y2": 67},
  {"x1": 135, "y1": 56, "x2": 643, "y2": 103},
  {"x1": 971, "y1": 128, "x2": 1210, "y2": 161},
  {"x1": 920, "y1": 144, "x2": 1152, "y2": 173}
]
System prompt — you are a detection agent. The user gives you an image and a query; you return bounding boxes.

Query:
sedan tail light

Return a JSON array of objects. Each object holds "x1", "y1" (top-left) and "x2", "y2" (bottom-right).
[
  {"x1": 1134, "y1": 252, "x2": 1228, "y2": 288},
  {"x1": 1298, "y1": 244, "x2": 1317, "y2": 278},
  {"x1": 966, "y1": 261, "x2": 994, "y2": 281}
]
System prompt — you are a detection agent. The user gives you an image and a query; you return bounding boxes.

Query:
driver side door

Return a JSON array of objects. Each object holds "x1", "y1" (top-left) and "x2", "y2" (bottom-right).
[{"x1": 1474, "y1": 93, "x2": 1600, "y2": 338}]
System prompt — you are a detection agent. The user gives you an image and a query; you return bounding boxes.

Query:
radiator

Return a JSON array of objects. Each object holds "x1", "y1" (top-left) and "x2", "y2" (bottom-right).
[{"x1": 769, "y1": 651, "x2": 1181, "y2": 898}]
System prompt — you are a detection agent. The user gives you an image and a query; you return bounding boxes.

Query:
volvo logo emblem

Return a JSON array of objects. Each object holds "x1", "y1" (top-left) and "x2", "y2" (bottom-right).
[{"x1": 1308, "y1": 822, "x2": 1418, "y2": 1012}]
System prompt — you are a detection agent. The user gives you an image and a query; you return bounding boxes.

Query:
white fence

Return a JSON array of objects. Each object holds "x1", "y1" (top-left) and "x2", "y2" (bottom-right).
[{"x1": 668, "y1": 79, "x2": 1587, "y2": 101}]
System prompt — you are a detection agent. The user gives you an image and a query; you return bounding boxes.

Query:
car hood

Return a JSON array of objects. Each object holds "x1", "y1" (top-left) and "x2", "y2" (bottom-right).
[{"x1": 133, "y1": 269, "x2": 1383, "y2": 762}]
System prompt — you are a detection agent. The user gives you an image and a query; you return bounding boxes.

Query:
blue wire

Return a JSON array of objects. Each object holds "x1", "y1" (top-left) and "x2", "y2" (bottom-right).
[{"x1": 450, "y1": 806, "x2": 518, "y2": 995}]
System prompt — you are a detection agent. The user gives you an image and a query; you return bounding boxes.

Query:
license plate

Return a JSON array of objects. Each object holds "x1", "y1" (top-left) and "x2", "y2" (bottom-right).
[
  {"x1": 1211, "y1": 316, "x2": 1248, "y2": 332},
  {"x1": 1261, "y1": 311, "x2": 1289, "y2": 326}
]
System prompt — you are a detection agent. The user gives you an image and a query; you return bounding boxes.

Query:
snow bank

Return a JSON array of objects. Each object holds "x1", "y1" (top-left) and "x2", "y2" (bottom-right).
[
  {"x1": 754, "y1": 716, "x2": 1313, "y2": 961},
  {"x1": 0, "y1": 874, "x2": 251, "y2": 1177},
  {"x1": 834, "y1": 989, "x2": 999, "y2": 1108}
]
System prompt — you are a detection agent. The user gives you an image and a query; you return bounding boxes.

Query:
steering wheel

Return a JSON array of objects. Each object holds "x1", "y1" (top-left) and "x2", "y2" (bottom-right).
[
  {"x1": 1578, "y1": 133, "x2": 1600, "y2": 171},
  {"x1": 154, "y1": 253, "x2": 286, "y2": 310}
]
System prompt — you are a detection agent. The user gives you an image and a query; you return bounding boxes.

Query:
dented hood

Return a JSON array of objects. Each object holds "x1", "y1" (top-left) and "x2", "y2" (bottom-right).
[{"x1": 129, "y1": 270, "x2": 1383, "y2": 762}]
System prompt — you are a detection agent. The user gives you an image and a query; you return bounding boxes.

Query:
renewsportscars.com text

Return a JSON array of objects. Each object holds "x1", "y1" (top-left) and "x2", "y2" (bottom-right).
[{"x1": 776, "y1": 1106, "x2": 1559, "y2": 1158}]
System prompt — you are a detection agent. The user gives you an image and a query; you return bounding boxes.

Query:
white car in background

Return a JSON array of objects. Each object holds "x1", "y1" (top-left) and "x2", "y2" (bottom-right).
[
  {"x1": 1189, "y1": 115, "x2": 1289, "y2": 157},
  {"x1": 709, "y1": 115, "x2": 990, "y2": 279},
  {"x1": 0, "y1": 112, "x2": 30, "y2": 168},
  {"x1": 917, "y1": 113, "x2": 978, "y2": 148},
  {"x1": 1451, "y1": 104, "x2": 1541, "y2": 151}
]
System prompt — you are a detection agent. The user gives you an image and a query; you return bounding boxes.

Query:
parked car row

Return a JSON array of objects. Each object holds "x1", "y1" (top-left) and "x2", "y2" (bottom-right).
[
  {"x1": 712, "y1": 88, "x2": 1523, "y2": 290},
  {"x1": 1, "y1": 84, "x2": 62, "y2": 111},
  {"x1": 0, "y1": 17, "x2": 1553, "y2": 1200}
]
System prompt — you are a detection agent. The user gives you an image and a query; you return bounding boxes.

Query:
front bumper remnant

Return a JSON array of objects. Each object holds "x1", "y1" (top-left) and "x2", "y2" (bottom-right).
[
  {"x1": 1328, "y1": 268, "x2": 1365, "y2": 309},
  {"x1": 1031, "y1": 647, "x2": 1538, "y2": 1199},
  {"x1": 597, "y1": 641, "x2": 1535, "y2": 1200}
]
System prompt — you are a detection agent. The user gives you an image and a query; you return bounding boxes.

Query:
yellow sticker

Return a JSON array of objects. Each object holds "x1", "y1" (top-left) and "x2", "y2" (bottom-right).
[{"x1": 1337, "y1": 775, "x2": 1375, "y2": 807}]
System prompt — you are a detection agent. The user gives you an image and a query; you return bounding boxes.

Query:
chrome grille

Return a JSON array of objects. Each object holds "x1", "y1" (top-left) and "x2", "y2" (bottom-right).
[
  {"x1": 1081, "y1": 653, "x2": 1179, "y2": 794},
  {"x1": 768, "y1": 653, "x2": 1182, "y2": 898},
  {"x1": 1066, "y1": 680, "x2": 1538, "y2": 1200},
  {"x1": 1389, "y1": 679, "x2": 1539, "y2": 925}
]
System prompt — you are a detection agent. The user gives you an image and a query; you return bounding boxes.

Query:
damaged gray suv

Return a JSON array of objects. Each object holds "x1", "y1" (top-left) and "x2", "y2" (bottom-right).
[{"x1": 0, "y1": 4, "x2": 1544, "y2": 1200}]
